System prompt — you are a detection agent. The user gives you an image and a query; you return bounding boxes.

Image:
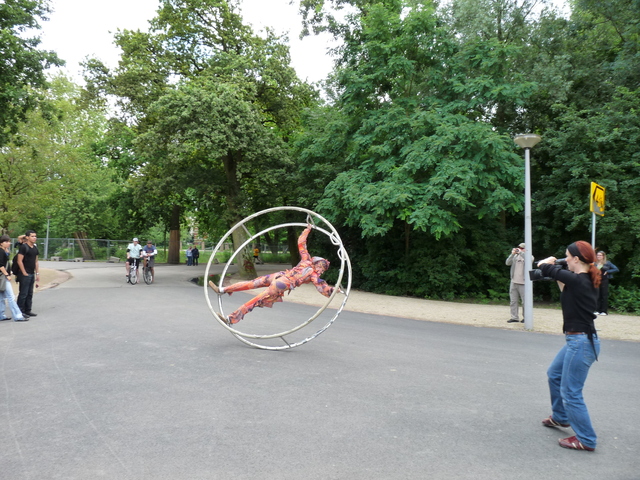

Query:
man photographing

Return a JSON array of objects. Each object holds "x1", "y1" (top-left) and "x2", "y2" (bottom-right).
[{"x1": 506, "y1": 243, "x2": 534, "y2": 323}]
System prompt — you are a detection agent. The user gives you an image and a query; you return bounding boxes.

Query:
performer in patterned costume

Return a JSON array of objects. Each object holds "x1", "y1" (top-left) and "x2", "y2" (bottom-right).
[{"x1": 209, "y1": 226, "x2": 333, "y2": 324}]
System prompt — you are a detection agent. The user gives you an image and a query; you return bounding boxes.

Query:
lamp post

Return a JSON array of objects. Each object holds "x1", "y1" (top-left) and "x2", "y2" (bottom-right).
[
  {"x1": 514, "y1": 134, "x2": 542, "y2": 330},
  {"x1": 44, "y1": 216, "x2": 51, "y2": 260}
]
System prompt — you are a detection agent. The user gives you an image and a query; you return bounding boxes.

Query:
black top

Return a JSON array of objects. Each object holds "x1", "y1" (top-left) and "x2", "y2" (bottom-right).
[
  {"x1": 18, "y1": 243, "x2": 39, "y2": 275},
  {"x1": 539, "y1": 264, "x2": 597, "y2": 334},
  {"x1": 0, "y1": 249, "x2": 8, "y2": 269}
]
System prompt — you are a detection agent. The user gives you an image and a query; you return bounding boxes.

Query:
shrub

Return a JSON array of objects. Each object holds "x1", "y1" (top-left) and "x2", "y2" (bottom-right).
[{"x1": 609, "y1": 285, "x2": 640, "y2": 314}]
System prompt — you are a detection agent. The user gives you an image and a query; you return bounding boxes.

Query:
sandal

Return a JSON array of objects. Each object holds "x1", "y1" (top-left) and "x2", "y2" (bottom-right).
[
  {"x1": 542, "y1": 416, "x2": 570, "y2": 428},
  {"x1": 558, "y1": 435, "x2": 595, "y2": 451},
  {"x1": 214, "y1": 312, "x2": 230, "y2": 325},
  {"x1": 208, "y1": 281, "x2": 222, "y2": 294}
]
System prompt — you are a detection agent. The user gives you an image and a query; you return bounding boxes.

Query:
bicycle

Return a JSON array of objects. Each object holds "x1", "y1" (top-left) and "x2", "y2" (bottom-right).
[
  {"x1": 127, "y1": 258, "x2": 140, "y2": 285},
  {"x1": 143, "y1": 256, "x2": 153, "y2": 285}
]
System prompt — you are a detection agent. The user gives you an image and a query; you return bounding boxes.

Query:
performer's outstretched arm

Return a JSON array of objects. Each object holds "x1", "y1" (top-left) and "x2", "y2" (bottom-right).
[
  {"x1": 297, "y1": 226, "x2": 313, "y2": 262},
  {"x1": 311, "y1": 276, "x2": 334, "y2": 297}
]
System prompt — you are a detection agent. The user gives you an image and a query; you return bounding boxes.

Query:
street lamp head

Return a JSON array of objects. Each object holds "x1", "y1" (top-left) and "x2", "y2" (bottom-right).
[{"x1": 514, "y1": 134, "x2": 542, "y2": 149}]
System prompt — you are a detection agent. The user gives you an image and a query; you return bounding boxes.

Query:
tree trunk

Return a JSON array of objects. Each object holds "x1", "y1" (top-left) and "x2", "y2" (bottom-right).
[
  {"x1": 74, "y1": 231, "x2": 95, "y2": 260},
  {"x1": 168, "y1": 204, "x2": 181, "y2": 264},
  {"x1": 287, "y1": 226, "x2": 300, "y2": 267},
  {"x1": 263, "y1": 231, "x2": 280, "y2": 255},
  {"x1": 223, "y1": 150, "x2": 256, "y2": 278},
  {"x1": 231, "y1": 222, "x2": 256, "y2": 279},
  {"x1": 404, "y1": 221, "x2": 411, "y2": 257}
]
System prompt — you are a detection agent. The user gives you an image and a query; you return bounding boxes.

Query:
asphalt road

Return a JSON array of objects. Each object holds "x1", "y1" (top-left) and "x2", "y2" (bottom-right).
[{"x1": 1, "y1": 261, "x2": 639, "y2": 479}]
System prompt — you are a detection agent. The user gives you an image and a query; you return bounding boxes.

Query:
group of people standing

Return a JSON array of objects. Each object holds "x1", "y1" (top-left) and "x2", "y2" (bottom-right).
[
  {"x1": 0, "y1": 230, "x2": 40, "y2": 322},
  {"x1": 185, "y1": 245, "x2": 200, "y2": 266},
  {"x1": 506, "y1": 240, "x2": 619, "y2": 452}
]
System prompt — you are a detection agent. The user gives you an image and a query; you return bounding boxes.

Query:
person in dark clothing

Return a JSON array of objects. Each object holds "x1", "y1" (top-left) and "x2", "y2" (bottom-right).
[
  {"x1": 16, "y1": 230, "x2": 39, "y2": 318},
  {"x1": 537, "y1": 241, "x2": 601, "y2": 452},
  {"x1": 13, "y1": 235, "x2": 25, "y2": 250},
  {"x1": 595, "y1": 251, "x2": 619, "y2": 315},
  {"x1": 192, "y1": 246, "x2": 200, "y2": 266}
]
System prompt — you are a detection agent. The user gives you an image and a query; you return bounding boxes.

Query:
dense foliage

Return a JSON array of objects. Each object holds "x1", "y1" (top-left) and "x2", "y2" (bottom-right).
[
  {"x1": 290, "y1": 0, "x2": 640, "y2": 303},
  {"x1": 83, "y1": 0, "x2": 315, "y2": 269},
  {"x1": 0, "y1": 0, "x2": 61, "y2": 147}
]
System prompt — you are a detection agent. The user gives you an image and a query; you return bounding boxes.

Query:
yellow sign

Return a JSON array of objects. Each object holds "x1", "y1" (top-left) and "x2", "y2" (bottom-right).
[{"x1": 590, "y1": 182, "x2": 605, "y2": 216}]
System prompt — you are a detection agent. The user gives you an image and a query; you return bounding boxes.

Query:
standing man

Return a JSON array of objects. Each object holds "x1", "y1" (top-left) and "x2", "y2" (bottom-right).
[
  {"x1": 506, "y1": 243, "x2": 533, "y2": 323},
  {"x1": 16, "y1": 230, "x2": 39, "y2": 318},
  {"x1": 125, "y1": 238, "x2": 143, "y2": 280},
  {"x1": 192, "y1": 245, "x2": 200, "y2": 266},
  {"x1": 142, "y1": 240, "x2": 158, "y2": 279}
]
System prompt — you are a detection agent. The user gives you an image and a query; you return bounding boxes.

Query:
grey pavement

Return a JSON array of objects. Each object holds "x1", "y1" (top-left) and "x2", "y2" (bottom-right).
[{"x1": 1, "y1": 261, "x2": 639, "y2": 479}]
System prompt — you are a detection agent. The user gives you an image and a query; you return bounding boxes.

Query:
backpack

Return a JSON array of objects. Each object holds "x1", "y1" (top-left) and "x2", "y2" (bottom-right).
[{"x1": 11, "y1": 253, "x2": 20, "y2": 275}]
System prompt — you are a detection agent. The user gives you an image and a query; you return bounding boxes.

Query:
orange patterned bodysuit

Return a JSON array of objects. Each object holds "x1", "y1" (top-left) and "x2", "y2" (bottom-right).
[{"x1": 223, "y1": 226, "x2": 333, "y2": 324}]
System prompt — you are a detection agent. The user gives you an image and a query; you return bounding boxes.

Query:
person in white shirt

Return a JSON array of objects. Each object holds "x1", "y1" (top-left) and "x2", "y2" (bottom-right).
[{"x1": 126, "y1": 238, "x2": 143, "y2": 280}]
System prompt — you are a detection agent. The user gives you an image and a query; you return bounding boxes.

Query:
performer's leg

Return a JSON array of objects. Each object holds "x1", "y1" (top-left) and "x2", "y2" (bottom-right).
[
  {"x1": 227, "y1": 279, "x2": 287, "y2": 324},
  {"x1": 215, "y1": 274, "x2": 276, "y2": 294}
]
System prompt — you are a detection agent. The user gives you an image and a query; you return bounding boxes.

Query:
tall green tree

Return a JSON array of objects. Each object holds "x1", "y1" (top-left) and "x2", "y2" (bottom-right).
[
  {"x1": 85, "y1": 0, "x2": 316, "y2": 268},
  {"x1": 295, "y1": 0, "x2": 538, "y2": 297},
  {"x1": 0, "y1": 76, "x2": 117, "y2": 238},
  {"x1": 0, "y1": 0, "x2": 62, "y2": 147},
  {"x1": 530, "y1": 0, "x2": 640, "y2": 285},
  {"x1": 137, "y1": 78, "x2": 293, "y2": 276}
]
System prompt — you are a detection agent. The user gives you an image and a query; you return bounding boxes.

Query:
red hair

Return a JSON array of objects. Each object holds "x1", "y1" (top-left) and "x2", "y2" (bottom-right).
[{"x1": 571, "y1": 241, "x2": 601, "y2": 288}]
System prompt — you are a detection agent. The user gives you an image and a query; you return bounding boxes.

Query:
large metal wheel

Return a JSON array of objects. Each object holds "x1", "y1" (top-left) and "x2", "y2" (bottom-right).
[{"x1": 204, "y1": 207, "x2": 352, "y2": 350}]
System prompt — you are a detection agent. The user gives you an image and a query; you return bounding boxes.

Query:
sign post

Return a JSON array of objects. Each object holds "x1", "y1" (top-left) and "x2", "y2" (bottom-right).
[{"x1": 590, "y1": 182, "x2": 606, "y2": 248}]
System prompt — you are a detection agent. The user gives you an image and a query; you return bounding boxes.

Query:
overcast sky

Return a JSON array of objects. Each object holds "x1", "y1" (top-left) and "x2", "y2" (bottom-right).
[
  {"x1": 37, "y1": 0, "x2": 568, "y2": 85},
  {"x1": 38, "y1": 0, "x2": 337, "y2": 84}
]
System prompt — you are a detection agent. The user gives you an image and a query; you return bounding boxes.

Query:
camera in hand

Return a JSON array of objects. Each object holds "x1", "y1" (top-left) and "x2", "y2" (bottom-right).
[{"x1": 529, "y1": 258, "x2": 568, "y2": 282}]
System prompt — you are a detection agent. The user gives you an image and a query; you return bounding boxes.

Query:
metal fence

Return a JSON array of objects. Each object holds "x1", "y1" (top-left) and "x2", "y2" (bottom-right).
[
  {"x1": 13, "y1": 238, "x2": 132, "y2": 261},
  {"x1": 13, "y1": 237, "x2": 291, "y2": 261}
]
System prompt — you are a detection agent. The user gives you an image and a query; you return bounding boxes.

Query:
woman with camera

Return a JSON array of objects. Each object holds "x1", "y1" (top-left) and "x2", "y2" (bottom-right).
[{"x1": 537, "y1": 241, "x2": 601, "y2": 452}]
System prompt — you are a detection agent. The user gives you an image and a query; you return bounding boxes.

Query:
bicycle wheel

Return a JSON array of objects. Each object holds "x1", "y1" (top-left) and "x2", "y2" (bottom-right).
[
  {"x1": 129, "y1": 268, "x2": 138, "y2": 285},
  {"x1": 143, "y1": 267, "x2": 153, "y2": 284}
]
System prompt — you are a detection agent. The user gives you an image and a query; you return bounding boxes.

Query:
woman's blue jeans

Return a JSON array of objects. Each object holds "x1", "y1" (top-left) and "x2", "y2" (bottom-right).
[
  {"x1": 0, "y1": 283, "x2": 26, "y2": 320},
  {"x1": 547, "y1": 334, "x2": 600, "y2": 448}
]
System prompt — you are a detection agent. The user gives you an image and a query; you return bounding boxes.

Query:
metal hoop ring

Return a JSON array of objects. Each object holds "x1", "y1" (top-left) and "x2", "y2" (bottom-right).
[{"x1": 203, "y1": 207, "x2": 352, "y2": 350}]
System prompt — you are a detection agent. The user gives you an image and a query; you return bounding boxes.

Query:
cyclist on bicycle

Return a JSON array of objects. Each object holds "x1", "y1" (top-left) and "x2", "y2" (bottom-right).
[
  {"x1": 142, "y1": 240, "x2": 158, "y2": 279},
  {"x1": 125, "y1": 238, "x2": 143, "y2": 280}
]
